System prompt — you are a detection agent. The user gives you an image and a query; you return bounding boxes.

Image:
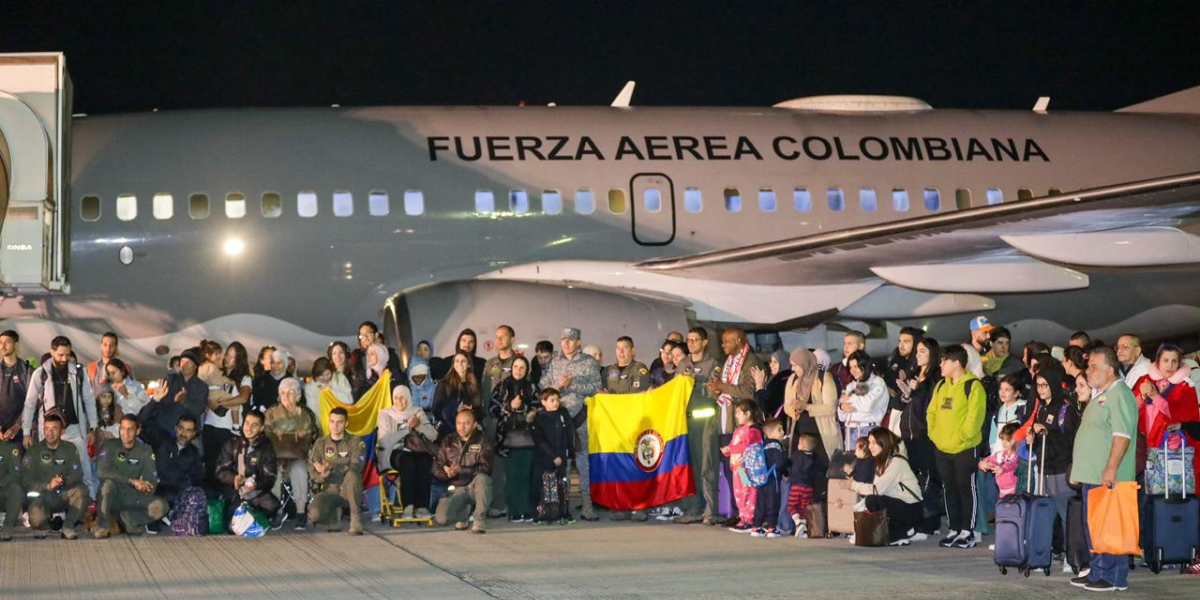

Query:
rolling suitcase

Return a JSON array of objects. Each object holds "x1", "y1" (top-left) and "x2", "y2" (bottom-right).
[
  {"x1": 995, "y1": 434, "x2": 1055, "y2": 577},
  {"x1": 1066, "y1": 495, "x2": 1091, "y2": 574},
  {"x1": 1144, "y1": 433, "x2": 1200, "y2": 574}
]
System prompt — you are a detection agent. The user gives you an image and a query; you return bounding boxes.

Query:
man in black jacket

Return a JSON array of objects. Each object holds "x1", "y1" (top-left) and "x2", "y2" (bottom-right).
[
  {"x1": 139, "y1": 348, "x2": 207, "y2": 450},
  {"x1": 214, "y1": 409, "x2": 280, "y2": 525},
  {"x1": 156, "y1": 415, "x2": 204, "y2": 504}
]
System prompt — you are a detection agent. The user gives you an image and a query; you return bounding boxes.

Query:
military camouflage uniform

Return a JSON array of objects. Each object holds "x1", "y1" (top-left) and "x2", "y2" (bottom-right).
[
  {"x1": 307, "y1": 434, "x2": 366, "y2": 533},
  {"x1": 22, "y1": 439, "x2": 90, "y2": 536},
  {"x1": 95, "y1": 438, "x2": 168, "y2": 535},
  {"x1": 538, "y1": 351, "x2": 602, "y2": 517},
  {"x1": 0, "y1": 440, "x2": 23, "y2": 539},
  {"x1": 603, "y1": 361, "x2": 651, "y2": 395}
]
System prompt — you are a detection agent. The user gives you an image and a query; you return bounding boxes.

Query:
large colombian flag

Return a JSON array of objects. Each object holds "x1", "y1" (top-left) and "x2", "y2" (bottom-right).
[{"x1": 588, "y1": 376, "x2": 695, "y2": 510}]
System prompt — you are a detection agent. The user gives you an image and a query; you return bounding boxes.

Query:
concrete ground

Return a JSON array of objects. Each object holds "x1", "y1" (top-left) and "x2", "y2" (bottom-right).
[{"x1": 1, "y1": 515, "x2": 1195, "y2": 600}]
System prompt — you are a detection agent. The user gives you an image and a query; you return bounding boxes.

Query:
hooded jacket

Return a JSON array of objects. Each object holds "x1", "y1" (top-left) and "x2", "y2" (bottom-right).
[{"x1": 1022, "y1": 366, "x2": 1079, "y2": 476}]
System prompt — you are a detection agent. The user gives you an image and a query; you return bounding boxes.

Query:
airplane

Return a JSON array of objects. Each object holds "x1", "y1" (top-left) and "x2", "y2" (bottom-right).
[{"x1": 1, "y1": 53, "x2": 1198, "y2": 375}]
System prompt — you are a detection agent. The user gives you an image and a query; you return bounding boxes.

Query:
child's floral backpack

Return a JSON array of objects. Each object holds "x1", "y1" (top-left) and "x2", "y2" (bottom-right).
[{"x1": 740, "y1": 441, "x2": 771, "y2": 487}]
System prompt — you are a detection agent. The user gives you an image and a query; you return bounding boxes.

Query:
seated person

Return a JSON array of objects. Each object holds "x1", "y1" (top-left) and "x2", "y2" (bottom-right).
[
  {"x1": 155, "y1": 415, "x2": 205, "y2": 532},
  {"x1": 378, "y1": 386, "x2": 438, "y2": 518},
  {"x1": 431, "y1": 409, "x2": 495, "y2": 533},
  {"x1": 307, "y1": 408, "x2": 366, "y2": 535},
  {"x1": 22, "y1": 415, "x2": 90, "y2": 540},
  {"x1": 215, "y1": 409, "x2": 280, "y2": 526},
  {"x1": 264, "y1": 378, "x2": 319, "y2": 530},
  {"x1": 0, "y1": 438, "x2": 20, "y2": 541},
  {"x1": 94, "y1": 415, "x2": 169, "y2": 538}
]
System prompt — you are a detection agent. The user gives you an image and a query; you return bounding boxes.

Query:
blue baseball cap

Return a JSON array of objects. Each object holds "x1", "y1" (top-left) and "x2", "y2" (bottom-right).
[{"x1": 969, "y1": 315, "x2": 994, "y2": 333}]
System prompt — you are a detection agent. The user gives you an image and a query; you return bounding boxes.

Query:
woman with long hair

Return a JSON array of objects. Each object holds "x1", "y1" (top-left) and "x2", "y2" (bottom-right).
[
  {"x1": 326, "y1": 341, "x2": 363, "y2": 402},
  {"x1": 432, "y1": 351, "x2": 482, "y2": 437},
  {"x1": 842, "y1": 427, "x2": 924, "y2": 546},
  {"x1": 836, "y1": 350, "x2": 889, "y2": 451}
]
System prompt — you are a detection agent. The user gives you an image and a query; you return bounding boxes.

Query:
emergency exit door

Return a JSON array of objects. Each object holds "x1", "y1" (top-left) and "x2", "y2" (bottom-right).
[{"x1": 629, "y1": 173, "x2": 676, "y2": 246}]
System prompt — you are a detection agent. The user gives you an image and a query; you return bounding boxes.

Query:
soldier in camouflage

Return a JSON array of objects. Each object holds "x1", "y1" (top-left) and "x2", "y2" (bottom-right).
[
  {"x1": 22, "y1": 415, "x2": 89, "y2": 539},
  {"x1": 538, "y1": 328, "x2": 602, "y2": 520},
  {"x1": 0, "y1": 438, "x2": 22, "y2": 541}
]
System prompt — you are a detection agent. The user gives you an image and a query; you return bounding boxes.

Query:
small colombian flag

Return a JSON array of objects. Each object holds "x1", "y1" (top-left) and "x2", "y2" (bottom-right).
[{"x1": 588, "y1": 376, "x2": 696, "y2": 510}]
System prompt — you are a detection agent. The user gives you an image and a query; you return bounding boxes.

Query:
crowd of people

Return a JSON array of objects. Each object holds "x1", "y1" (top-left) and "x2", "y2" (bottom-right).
[{"x1": 0, "y1": 316, "x2": 1198, "y2": 592}]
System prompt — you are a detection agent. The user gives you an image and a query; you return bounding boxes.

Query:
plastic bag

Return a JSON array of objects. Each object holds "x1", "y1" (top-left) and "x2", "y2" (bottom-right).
[
  {"x1": 1086, "y1": 482, "x2": 1140, "y2": 556},
  {"x1": 230, "y1": 502, "x2": 266, "y2": 537},
  {"x1": 207, "y1": 498, "x2": 227, "y2": 535}
]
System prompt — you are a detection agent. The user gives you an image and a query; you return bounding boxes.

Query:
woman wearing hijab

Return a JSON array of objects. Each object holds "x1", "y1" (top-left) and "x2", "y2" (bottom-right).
[
  {"x1": 378, "y1": 385, "x2": 439, "y2": 519},
  {"x1": 785, "y1": 348, "x2": 841, "y2": 461},
  {"x1": 361, "y1": 342, "x2": 400, "y2": 397},
  {"x1": 490, "y1": 355, "x2": 541, "y2": 522},
  {"x1": 251, "y1": 348, "x2": 290, "y2": 413},
  {"x1": 753, "y1": 349, "x2": 794, "y2": 419}
]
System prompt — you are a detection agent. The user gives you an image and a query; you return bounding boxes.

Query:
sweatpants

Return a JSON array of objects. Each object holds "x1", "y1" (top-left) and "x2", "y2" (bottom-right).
[
  {"x1": 732, "y1": 466, "x2": 757, "y2": 524},
  {"x1": 504, "y1": 448, "x2": 533, "y2": 519},
  {"x1": 753, "y1": 478, "x2": 780, "y2": 528},
  {"x1": 934, "y1": 447, "x2": 977, "y2": 533},
  {"x1": 786, "y1": 482, "x2": 815, "y2": 520}
]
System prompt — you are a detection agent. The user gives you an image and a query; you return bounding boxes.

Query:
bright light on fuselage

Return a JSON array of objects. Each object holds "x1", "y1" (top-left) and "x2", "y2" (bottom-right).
[{"x1": 224, "y1": 238, "x2": 245, "y2": 257}]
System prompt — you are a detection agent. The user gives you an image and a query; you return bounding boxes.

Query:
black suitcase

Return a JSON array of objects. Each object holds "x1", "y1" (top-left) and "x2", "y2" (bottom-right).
[
  {"x1": 1144, "y1": 436, "x2": 1200, "y2": 574},
  {"x1": 995, "y1": 434, "x2": 1055, "y2": 577}
]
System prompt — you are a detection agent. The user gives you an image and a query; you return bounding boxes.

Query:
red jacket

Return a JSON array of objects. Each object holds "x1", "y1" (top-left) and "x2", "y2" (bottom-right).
[{"x1": 1134, "y1": 365, "x2": 1199, "y2": 481}]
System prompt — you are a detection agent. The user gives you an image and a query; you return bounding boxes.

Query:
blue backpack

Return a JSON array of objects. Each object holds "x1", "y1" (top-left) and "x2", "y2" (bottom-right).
[{"x1": 741, "y1": 442, "x2": 771, "y2": 487}]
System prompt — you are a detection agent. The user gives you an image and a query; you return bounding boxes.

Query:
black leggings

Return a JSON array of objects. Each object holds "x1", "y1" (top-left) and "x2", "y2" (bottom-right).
[
  {"x1": 864, "y1": 495, "x2": 923, "y2": 542},
  {"x1": 390, "y1": 450, "x2": 433, "y2": 510},
  {"x1": 934, "y1": 448, "x2": 978, "y2": 533}
]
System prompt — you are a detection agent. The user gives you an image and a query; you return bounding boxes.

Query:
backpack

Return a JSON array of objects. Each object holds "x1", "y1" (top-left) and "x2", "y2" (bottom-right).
[
  {"x1": 169, "y1": 487, "x2": 208, "y2": 537},
  {"x1": 741, "y1": 442, "x2": 771, "y2": 487}
]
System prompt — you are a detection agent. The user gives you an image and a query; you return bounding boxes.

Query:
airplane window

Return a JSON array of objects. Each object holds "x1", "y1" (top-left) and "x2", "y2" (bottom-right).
[
  {"x1": 793, "y1": 188, "x2": 811, "y2": 212},
  {"x1": 683, "y1": 188, "x2": 703, "y2": 213},
  {"x1": 1049, "y1": 188, "x2": 1063, "y2": 196},
  {"x1": 369, "y1": 190, "x2": 389, "y2": 216},
  {"x1": 116, "y1": 194, "x2": 137, "y2": 221},
  {"x1": 826, "y1": 188, "x2": 844, "y2": 212},
  {"x1": 891, "y1": 189, "x2": 909, "y2": 212},
  {"x1": 509, "y1": 190, "x2": 530, "y2": 214},
  {"x1": 81, "y1": 195, "x2": 101, "y2": 221},
  {"x1": 1017, "y1": 188, "x2": 1033, "y2": 201},
  {"x1": 923, "y1": 188, "x2": 941, "y2": 211},
  {"x1": 297, "y1": 191, "x2": 318, "y2": 218},
  {"x1": 575, "y1": 189, "x2": 595, "y2": 214},
  {"x1": 986, "y1": 188, "x2": 1003, "y2": 205},
  {"x1": 225, "y1": 192, "x2": 247, "y2": 219},
  {"x1": 261, "y1": 192, "x2": 282, "y2": 218},
  {"x1": 724, "y1": 188, "x2": 742, "y2": 212},
  {"x1": 190, "y1": 193, "x2": 210, "y2": 219},
  {"x1": 955, "y1": 189, "x2": 972, "y2": 210},
  {"x1": 643, "y1": 188, "x2": 662, "y2": 212},
  {"x1": 404, "y1": 190, "x2": 425, "y2": 215},
  {"x1": 758, "y1": 189, "x2": 776, "y2": 212},
  {"x1": 333, "y1": 191, "x2": 354, "y2": 217},
  {"x1": 475, "y1": 190, "x2": 495, "y2": 214},
  {"x1": 859, "y1": 188, "x2": 877, "y2": 212},
  {"x1": 541, "y1": 190, "x2": 562, "y2": 215},
  {"x1": 153, "y1": 193, "x2": 173, "y2": 220},
  {"x1": 608, "y1": 189, "x2": 627, "y2": 214}
]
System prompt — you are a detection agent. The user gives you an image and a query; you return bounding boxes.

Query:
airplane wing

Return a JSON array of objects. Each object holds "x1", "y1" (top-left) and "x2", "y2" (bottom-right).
[{"x1": 635, "y1": 172, "x2": 1200, "y2": 292}]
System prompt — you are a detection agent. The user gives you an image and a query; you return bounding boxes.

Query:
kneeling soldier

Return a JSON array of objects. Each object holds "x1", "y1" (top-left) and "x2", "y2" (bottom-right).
[
  {"x1": 307, "y1": 407, "x2": 366, "y2": 534},
  {"x1": 95, "y1": 415, "x2": 168, "y2": 538},
  {"x1": 22, "y1": 415, "x2": 90, "y2": 539}
]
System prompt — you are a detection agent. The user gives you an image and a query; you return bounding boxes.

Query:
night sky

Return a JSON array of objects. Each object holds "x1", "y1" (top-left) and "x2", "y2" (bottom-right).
[{"x1": 2, "y1": 2, "x2": 1198, "y2": 114}]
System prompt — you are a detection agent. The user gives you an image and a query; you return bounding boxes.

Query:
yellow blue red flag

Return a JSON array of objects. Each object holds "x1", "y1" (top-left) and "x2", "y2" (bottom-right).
[
  {"x1": 319, "y1": 370, "x2": 392, "y2": 489},
  {"x1": 588, "y1": 376, "x2": 695, "y2": 510}
]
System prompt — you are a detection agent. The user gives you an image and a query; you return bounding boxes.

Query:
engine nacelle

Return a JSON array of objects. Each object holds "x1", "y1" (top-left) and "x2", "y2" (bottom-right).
[{"x1": 382, "y1": 280, "x2": 689, "y2": 367}]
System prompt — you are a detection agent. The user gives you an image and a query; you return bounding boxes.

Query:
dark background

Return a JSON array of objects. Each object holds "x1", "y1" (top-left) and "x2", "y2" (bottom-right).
[{"x1": 3, "y1": 2, "x2": 1198, "y2": 114}]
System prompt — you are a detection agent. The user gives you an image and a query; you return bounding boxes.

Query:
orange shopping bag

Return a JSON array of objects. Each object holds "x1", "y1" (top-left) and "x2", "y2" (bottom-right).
[{"x1": 1086, "y1": 482, "x2": 1141, "y2": 556}]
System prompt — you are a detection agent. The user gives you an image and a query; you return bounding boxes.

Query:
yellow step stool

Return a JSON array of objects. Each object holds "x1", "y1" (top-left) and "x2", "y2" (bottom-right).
[{"x1": 378, "y1": 469, "x2": 434, "y2": 528}]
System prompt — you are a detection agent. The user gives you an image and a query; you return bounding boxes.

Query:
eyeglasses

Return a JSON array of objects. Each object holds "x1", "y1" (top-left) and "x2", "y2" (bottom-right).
[{"x1": 1036, "y1": 382, "x2": 1050, "y2": 388}]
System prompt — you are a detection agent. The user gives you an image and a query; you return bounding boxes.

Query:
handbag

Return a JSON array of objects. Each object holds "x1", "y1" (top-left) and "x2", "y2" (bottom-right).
[{"x1": 853, "y1": 485, "x2": 890, "y2": 547}]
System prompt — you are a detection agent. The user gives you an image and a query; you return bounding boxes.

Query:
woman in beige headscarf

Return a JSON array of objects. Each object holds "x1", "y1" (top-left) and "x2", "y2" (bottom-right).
[{"x1": 784, "y1": 348, "x2": 842, "y2": 458}]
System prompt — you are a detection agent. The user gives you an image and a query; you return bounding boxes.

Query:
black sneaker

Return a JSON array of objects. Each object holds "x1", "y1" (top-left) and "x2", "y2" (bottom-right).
[
  {"x1": 145, "y1": 521, "x2": 162, "y2": 535},
  {"x1": 1070, "y1": 575, "x2": 1092, "y2": 588},
  {"x1": 951, "y1": 532, "x2": 977, "y2": 549},
  {"x1": 293, "y1": 514, "x2": 308, "y2": 531},
  {"x1": 1083, "y1": 579, "x2": 1126, "y2": 592},
  {"x1": 938, "y1": 530, "x2": 960, "y2": 548}
]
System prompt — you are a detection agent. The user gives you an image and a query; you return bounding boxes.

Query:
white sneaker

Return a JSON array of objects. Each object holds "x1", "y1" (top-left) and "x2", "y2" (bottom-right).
[
  {"x1": 908, "y1": 529, "x2": 928, "y2": 542},
  {"x1": 988, "y1": 544, "x2": 996, "y2": 551},
  {"x1": 402, "y1": 505, "x2": 415, "y2": 519},
  {"x1": 1063, "y1": 561, "x2": 1074, "y2": 573},
  {"x1": 795, "y1": 524, "x2": 808, "y2": 538},
  {"x1": 847, "y1": 534, "x2": 856, "y2": 544},
  {"x1": 415, "y1": 508, "x2": 433, "y2": 519}
]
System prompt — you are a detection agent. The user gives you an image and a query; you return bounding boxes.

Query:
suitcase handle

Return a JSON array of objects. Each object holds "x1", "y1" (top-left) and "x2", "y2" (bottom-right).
[
  {"x1": 1027, "y1": 431, "x2": 1047, "y2": 496},
  {"x1": 1163, "y1": 430, "x2": 1190, "y2": 500}
]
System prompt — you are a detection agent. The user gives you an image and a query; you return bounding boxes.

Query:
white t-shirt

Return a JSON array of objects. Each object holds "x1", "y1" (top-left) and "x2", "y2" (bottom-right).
[{"x1": 205, "y1": 375, "x2": 252, "y2": 431}]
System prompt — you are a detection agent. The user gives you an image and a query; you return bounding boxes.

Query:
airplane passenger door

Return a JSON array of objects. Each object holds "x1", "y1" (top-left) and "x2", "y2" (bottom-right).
[{"x1": 629, "y1": 173, "x2": 676, "y2": 246}]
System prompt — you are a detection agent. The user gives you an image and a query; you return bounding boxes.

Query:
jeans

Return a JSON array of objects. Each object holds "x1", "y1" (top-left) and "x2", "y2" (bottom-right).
[{"x1": 1081, "y1": 483, "x2": 1130, "y2": 588}]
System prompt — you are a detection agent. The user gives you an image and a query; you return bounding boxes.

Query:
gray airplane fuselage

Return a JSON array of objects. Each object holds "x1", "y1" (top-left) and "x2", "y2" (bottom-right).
[{"x1": 2, "y1": 105, "x2": 1199, "y2": 370}]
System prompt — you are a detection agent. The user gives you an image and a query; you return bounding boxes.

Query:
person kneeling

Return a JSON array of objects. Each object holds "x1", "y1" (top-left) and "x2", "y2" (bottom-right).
[
  {"x1": 431, "y1": 409, "x2": 495, "y2": 533},
  {"x1": 215, "y1": 409, "x2": 280, "y2": 528},
  {"x1": 22, "y1": 415, "x2": 90, "y2": 540},
  {"x1": 95, "y1": 415, "x2": 169, "y2": 538},
  {"x1": 307, "y1": 408, "x2": 366, "y2": 535}
]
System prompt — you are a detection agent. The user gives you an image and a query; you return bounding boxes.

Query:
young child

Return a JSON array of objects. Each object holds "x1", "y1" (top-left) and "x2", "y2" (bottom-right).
[
  {"x1": 722, "y1": 399, "x2": 763, "y2": 533},
  {"x1": 979, "y1": 422, "x2": 1021, "y2": 497},
  {"x1": 531, "y1": 388, "x2": 583, "y2": 525},
  {"x1": 96, "y1": 386, "x2": 120, "y2": 439},
  {"x1": 787, "y1": 433, "x2": 823, "y2": 537},
  {"x1": 842, "y1": 437, "x2": 874, "y2": 511},
  {"x1": 751, "y1": 419, "x2": 787, "y2": 538}
]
